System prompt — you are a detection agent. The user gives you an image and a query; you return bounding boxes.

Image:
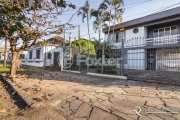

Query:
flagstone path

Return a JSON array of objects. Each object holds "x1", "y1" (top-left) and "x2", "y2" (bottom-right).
[{"x1": 9, "y1": 71, "x2": 180, "y2": 120}]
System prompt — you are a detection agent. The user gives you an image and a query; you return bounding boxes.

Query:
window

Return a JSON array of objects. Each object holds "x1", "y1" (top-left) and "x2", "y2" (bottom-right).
[
  {"x1": 159, "y1": 28, "x2": 164, "y2": 37},
  {"x1": 153, "y1": 29, "x2": 158, "y2": 37},
  {"x1": 165, "y1": 27, "x2": 170, "y2": 35},
  {"x1": 116, "y1": 33, "x2": 119, "y2": 43},
  {"x1": 36, "y1": 49, "x2": 41, "y2": 59},
  {"x1": 29, "y1": 51, "x2": 32, "y2": 59},
  {"x1": 47, "y1": 52, "x2": 52, "y2": 59},
  {"x1": 153, "y1": 26, "x2": 178, "y2": 37},
  {"x1": 133, "y1": 28, "x2": 139, "y2": 34},
  {"x1": 171, "y1": 26, "x2": 178, "y2": 34},
  {"x1": 118, "y1": 32, "x2": 125, "y2": 42},
  {"x1": 20, "y1": 54, "x2": 25, "y2": 59}
]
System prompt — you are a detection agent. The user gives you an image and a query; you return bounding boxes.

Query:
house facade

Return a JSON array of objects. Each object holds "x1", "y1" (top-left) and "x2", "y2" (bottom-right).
[
  {"x1": 103, "y1": 7, "x2": 180, "y2": 72},
  {"x1": 21, "y1": 36, "x2": 68, "y2": 68}
]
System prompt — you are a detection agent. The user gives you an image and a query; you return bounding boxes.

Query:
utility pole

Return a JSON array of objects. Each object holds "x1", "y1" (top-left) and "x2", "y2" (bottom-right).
[
  {"x1": 121, "y1": 39, "x2": 124, "y2": 76},
  {"x1": 62, "y1": 31, "x2": 66, "y2": 71},
  {"x1": 3, "y1": 39, "x2": 7, "y2": 68}
]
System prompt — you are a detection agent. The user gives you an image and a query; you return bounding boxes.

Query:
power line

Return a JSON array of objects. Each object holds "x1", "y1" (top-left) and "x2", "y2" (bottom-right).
[
  {"x1": 70, "y1": 3, "x2": 180, "y2": 39},
  {"x1": 77, "y1": 3, "x2": 180, "y2": 27},
  {"x1": 124, "y1": 0, "x2": 152, "y2": 9},
  {"x1": 124, "y1": 0, "x2": 153, "y2": 6}
]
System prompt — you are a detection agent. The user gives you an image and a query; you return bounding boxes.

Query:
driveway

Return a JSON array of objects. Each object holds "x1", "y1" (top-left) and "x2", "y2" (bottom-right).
[{"x1": 11, "y1": 71, "x2": 180, "y2": 120}]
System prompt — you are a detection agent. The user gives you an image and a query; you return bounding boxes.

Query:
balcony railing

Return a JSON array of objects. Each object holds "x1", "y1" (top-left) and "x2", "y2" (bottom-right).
[{"x1": 112, "y1": 34, "x2": 180, "y2": 49}]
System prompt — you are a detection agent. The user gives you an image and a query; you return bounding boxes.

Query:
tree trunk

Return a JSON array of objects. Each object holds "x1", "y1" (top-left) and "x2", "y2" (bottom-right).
[
  {"x1": 10, "y1": 51, "x2": 23, "y2": 76},
  {"x1": 107, "y1": 8, "x2": 112, "y2": 43},
  {"x1": 99, "y1": 29, "x2": 101, "y2": 42},
  {"x1": 3, "y1": 39, "x2": 7, "y2": 67},
  {"x1": 112, "y1": 23, "x2": 116, "y2": 42},
  {"x1": 10, "y1": 52, "x2": 18, "y2": 76},
  {"x1": 87, "y1": 15, "x2": 91, "y2": 40}
]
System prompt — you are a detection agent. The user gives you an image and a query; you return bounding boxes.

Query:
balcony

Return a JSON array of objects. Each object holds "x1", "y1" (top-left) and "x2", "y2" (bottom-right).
[{"x1": 122, "y1": 34, "x2": 180, "y2": 50}]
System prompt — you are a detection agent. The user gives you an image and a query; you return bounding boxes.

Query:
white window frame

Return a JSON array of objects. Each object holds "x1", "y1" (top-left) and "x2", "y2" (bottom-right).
[
  {"x1": 153, "y1": 25, "x2": 178, "y2": 37},
  {"x1": 29, "y1": 51, "x2": 33, "y2": 59},
  {"x1": 36, "y1": 49, "x2": 41, "y2": 59}
]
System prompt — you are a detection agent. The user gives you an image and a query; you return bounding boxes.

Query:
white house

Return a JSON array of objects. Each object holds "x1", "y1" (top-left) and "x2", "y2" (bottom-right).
[
  {"x1": 21, "y1": 36, "x2": 68, "y2": 68},
  {"x1": 103, "y1": 7, "x2": 180, "y2": 72}
]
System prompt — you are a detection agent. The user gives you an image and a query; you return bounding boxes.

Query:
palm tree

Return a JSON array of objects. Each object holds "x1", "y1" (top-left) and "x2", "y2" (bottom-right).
[
  {"x1": 98, "y1": 0, "x2": 124, "y2": 42},
  {"x1": 77, "y1": 0, "x2": 95, "y2": 40},
  {"x1": 111, "y1": 11, "x2": 123, "y2": 42},
  {"x1": 92, "y1": 9, "x2": 109, "y2": 42}
]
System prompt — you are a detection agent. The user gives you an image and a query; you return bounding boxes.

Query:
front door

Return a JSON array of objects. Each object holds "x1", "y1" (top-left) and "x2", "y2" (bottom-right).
[
  {"x1": 54, "y1": 52, "x2": 60, "y2": 66},
  {"x1": 147, "y1": 49, "x2": 156, "y2": 70}
]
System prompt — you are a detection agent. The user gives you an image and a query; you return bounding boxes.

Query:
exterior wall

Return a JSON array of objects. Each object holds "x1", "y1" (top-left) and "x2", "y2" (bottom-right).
[
  {"x1": 156, "y1": 48, "x2": 180, "y2": 71},
  {"x1": 116, "y1": 27, "x2": 147, "y2": 70},
  {"x1": 125, "y1": 49, "x2": 146, "y2": 70},
  {"x1": 22, "y1": 46, "x2": 44, "y2": 67},
  {"x1": 21, "y1": 45, "x2": 63, "y2": 67},
  {"x1": 44, "y1": 46, "x2": 63, "y2": 67},
  {"x1": 126, "y1": 26, "x2": 147, "y2": 40}
]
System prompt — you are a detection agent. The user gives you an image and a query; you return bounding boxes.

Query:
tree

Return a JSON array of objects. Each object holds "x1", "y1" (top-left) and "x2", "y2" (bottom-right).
[
  {"x1": 111, "y1": 11, "x2": 123, "y2": 42},
  {"x1": 77, "y1": 0, "x2": 95, "y2": 40},
  {"x1": 98, "y1": 0, "x2": 124, "y2": 42},
  {"x1": 71, "y1": 39, "x2": 96, "y2": 56},
  {"x1": 0, "y1": 0, "x2": 76, "y2": 76},
  {"x1": 92, "y1": 9, "x2": 109, "y2": 42}
]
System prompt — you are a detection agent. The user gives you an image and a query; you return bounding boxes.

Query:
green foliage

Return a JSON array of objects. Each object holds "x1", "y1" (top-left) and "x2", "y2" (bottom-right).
[
  {"x1": 72, "y1": 39, "x2": 96, "y2": 56},
  {"x1": 0, "y1": 0, "x2": 76, "y2": 75}
]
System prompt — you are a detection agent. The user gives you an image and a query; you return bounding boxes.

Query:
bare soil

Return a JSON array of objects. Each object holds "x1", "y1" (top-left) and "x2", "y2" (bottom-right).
[{"x1": 0, "y1": 80, "x2": 69, "y2": 120}]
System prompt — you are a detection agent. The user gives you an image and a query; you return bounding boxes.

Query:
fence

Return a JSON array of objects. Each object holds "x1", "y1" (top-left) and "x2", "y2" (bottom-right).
[{"x1": 63, "y1": 35, "x2": 180, "y2": 85}]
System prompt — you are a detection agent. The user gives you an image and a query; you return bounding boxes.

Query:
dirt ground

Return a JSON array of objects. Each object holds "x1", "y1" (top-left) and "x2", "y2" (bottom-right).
[{"x1": 0, "y1": 80, "x2": 69, "y2": 120}]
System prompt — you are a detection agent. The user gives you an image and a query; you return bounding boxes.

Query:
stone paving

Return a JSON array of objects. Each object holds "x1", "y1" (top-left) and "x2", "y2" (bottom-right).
[{"x1": 10, "y1": 71, "x2": 180, "y2": 120}]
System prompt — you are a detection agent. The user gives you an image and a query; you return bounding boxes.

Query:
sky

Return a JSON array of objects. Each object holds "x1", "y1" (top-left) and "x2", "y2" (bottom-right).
[
  {"x1": 1, "y1": 0, "x2": 180, "y2": 47},
  {"x1": 57, "y1": 0, "x2": 180, "y2": 41}
]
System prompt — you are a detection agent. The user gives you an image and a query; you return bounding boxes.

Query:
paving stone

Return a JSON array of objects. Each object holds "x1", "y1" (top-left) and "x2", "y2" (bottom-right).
[
  {"x1": 147, "y1": 115, "x2": 164, "y2": 120},
  {"x1": 139, "y1": 115, "x2": 151, "y2": 120},
  {"x1": 95, "y1": 88, "x2": 104, "y2": 93},
  {"x1": 66, "y1": 97, "x2": 77, "y2": 102},
  {"x1": 93, "y1": 102, "x2": 110, "y2": 112},
  {"x1": 126, "y1": 96, "x2": 146, "y2": 106},
  {"x1": 112, "y1": 94, "x2": 127, "y2": 100},
  {"x1": 74, "y1": 103, "x2": 92, "y2": 118},
  {"x1": 70, "y1": 100, "x2": 83, "y2": 110},
  {"x1": 89, "y1": 108, "x2": 117, "y2": 120},
  {"x1": 82, "y1": 97, "x2": 90, "y2": 103},
  {"x1": 127, "y1": 114, "x2": 138, "y2": 120},
  {"x1": 103, "y1": 89, "x2": 117, "y2": 93},
  {"x1": 101, "y1": 100, "x2": 114, "y2": 108},
  {"x1": 110, "y1": 98, "x2": 135, "y2": 107},
  {"x1": 95, "y1": 94, "x2": 108, "y2": 101},
  {"x1": 112, "y1": 111, "x2": 133, "y2": 120},
  {"x1": 172, "y1": 113, "x2": 180, "y2": 119},
  {"x1": 74, "y1": 118, "x2": 87, "y2": 120},
  {"x1": 144, "y1": 98, "x2": 164, "y2": 108},
  {"x1": 156, "y1": 115, "x2": 176, "y2": 120},
  {"x1": 123, "y1": 88, "x2": 142, "y2": 95},
  {"x1": 62, "y1": 103, "x2": 69, "y2": 109},
  {"x1": 114, "y1": 106, "x2": 135, "y2": 114},
  {"x1": 87, "y1": 95, "x2": 97, "y2": 100}
]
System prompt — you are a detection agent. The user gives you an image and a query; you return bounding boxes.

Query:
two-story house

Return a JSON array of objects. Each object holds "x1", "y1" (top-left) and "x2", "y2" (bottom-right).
[{"x1": 103, "y1": 7, "x2": 180, "y2": 72}]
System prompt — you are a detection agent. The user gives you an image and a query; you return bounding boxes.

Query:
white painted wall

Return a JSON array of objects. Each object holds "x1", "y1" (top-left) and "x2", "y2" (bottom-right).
[
  {"x1": 125, "y1": 49, "x2": 146, "y2": 70},
  {"x1": 112, "y1": 26, "x2": 147, "y2": 70},
  {"x1": 21, "y1": 45, "x2": 63, "y2": 67}
]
